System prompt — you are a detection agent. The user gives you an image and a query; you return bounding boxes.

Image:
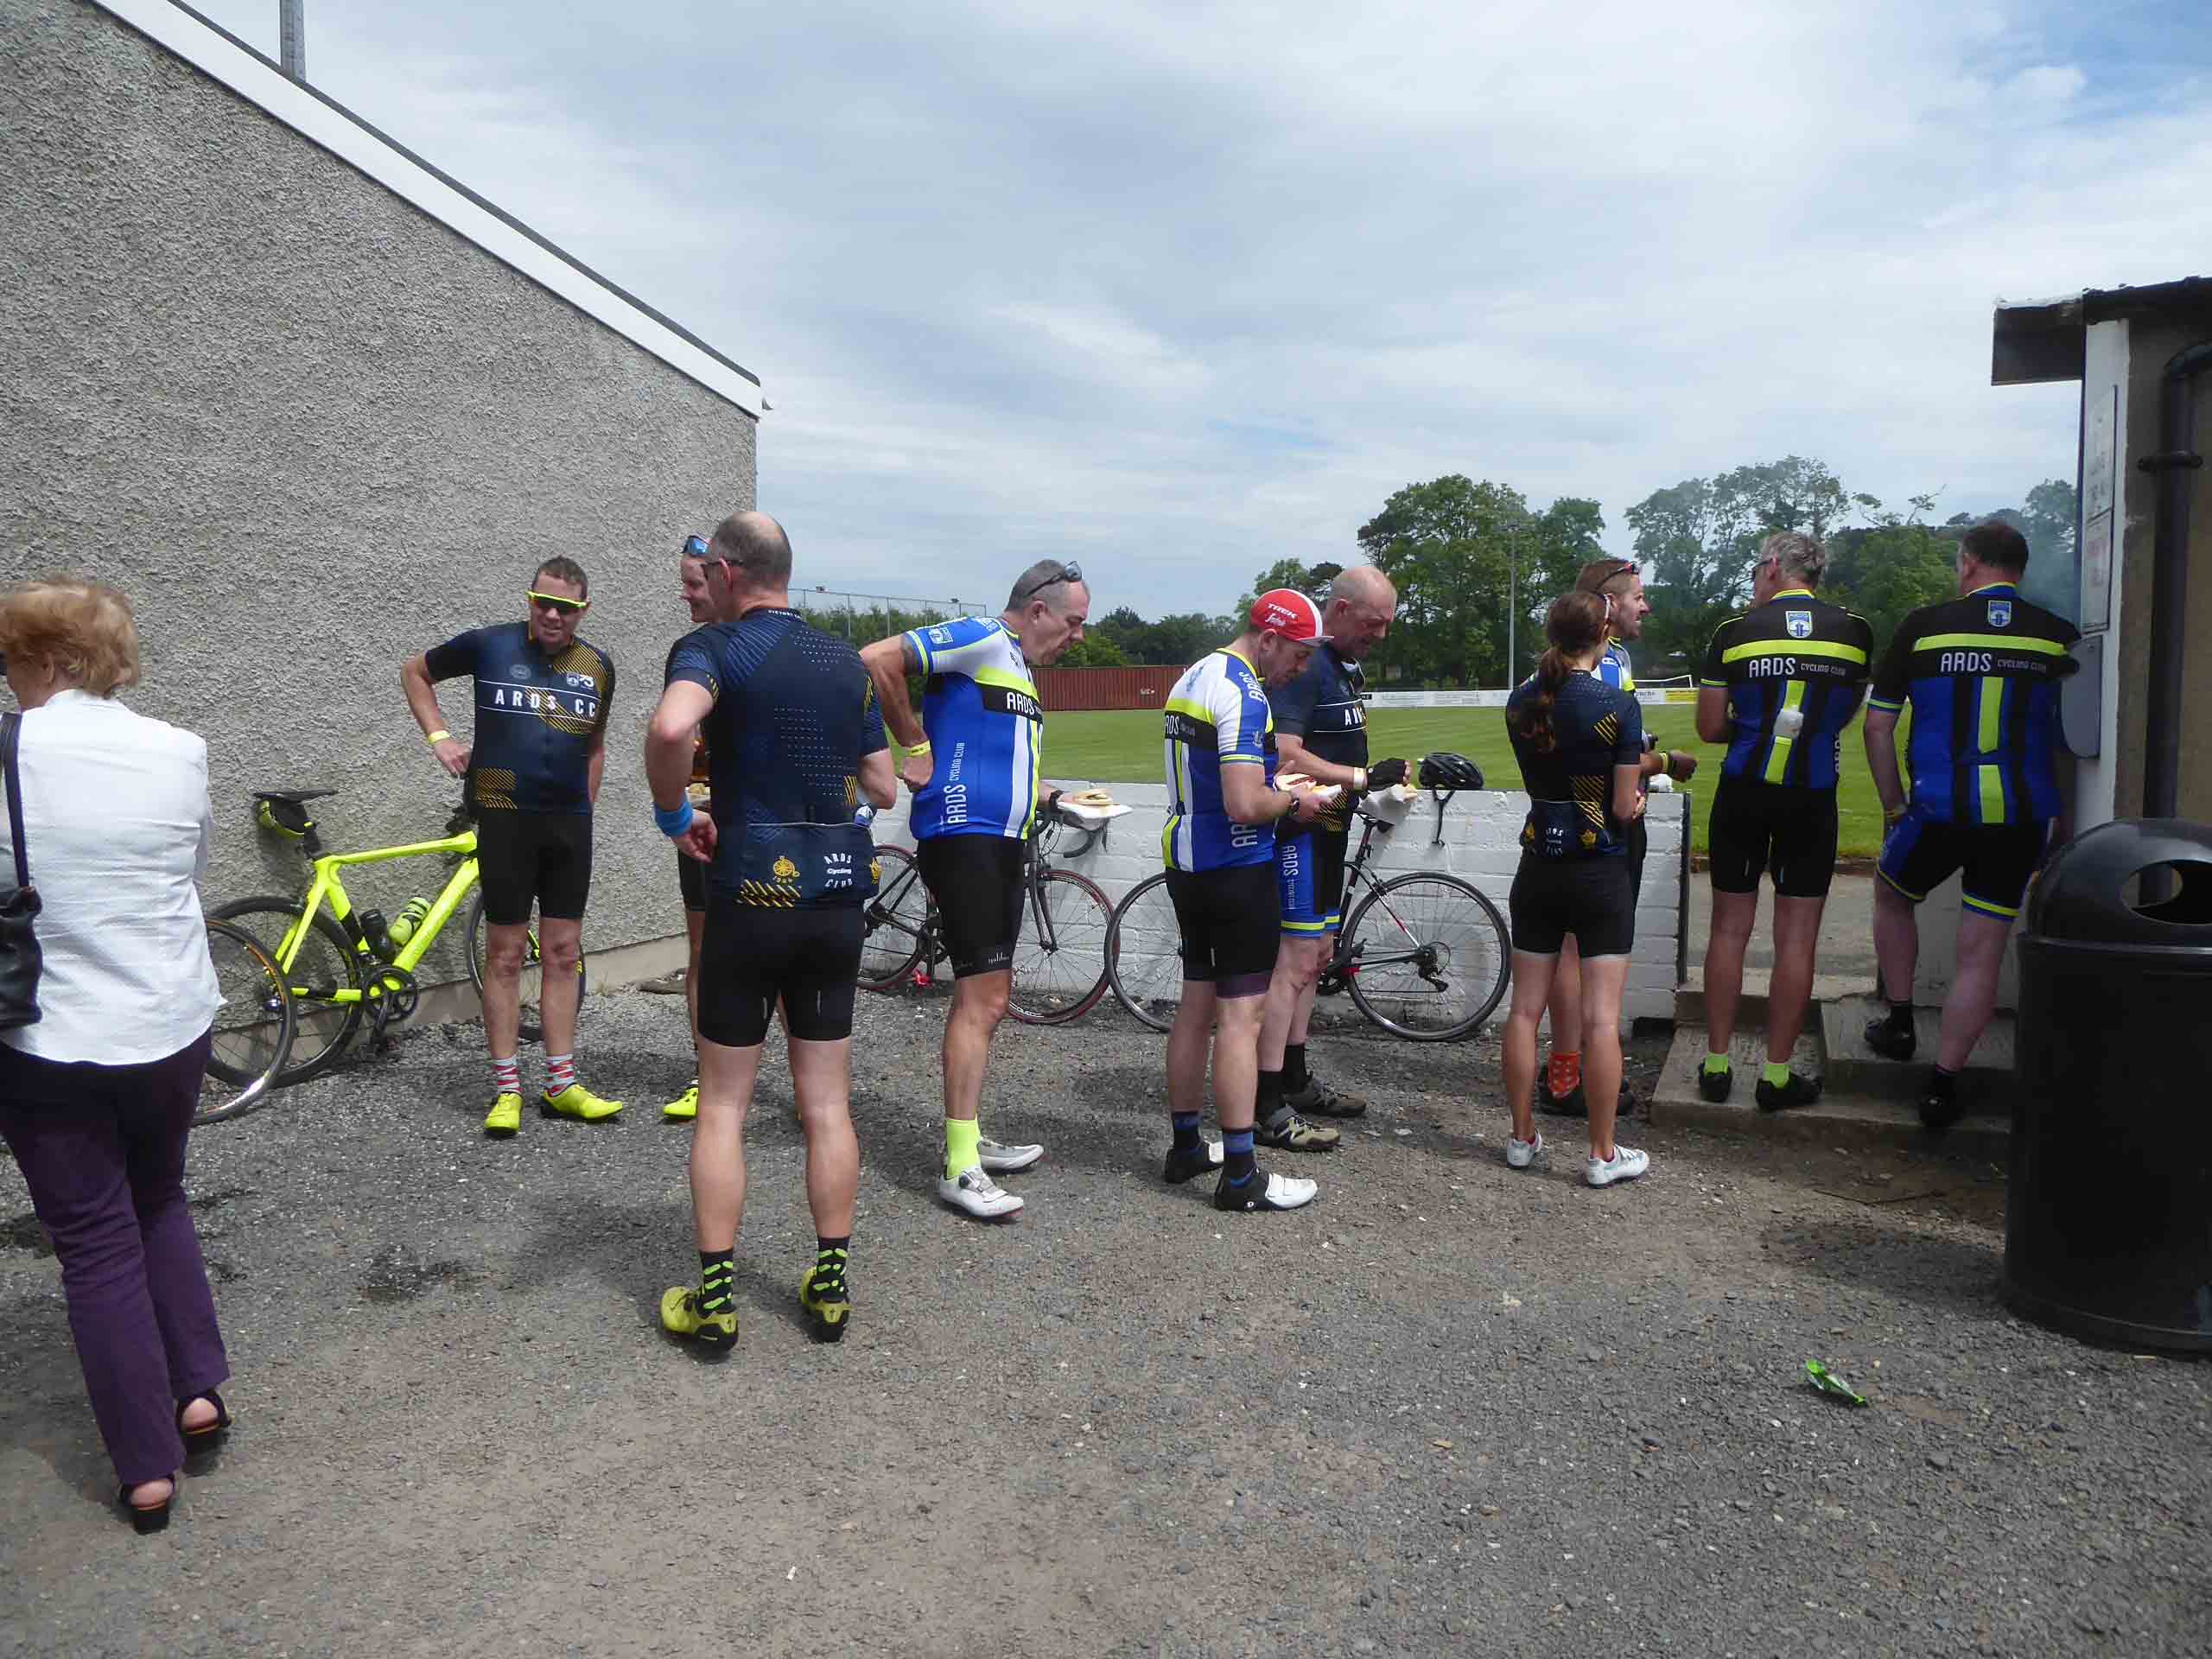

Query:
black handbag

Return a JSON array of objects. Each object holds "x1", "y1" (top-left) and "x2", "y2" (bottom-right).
[{"x1": 0, "y1": 711, "x2": 43, "y2": 1028}]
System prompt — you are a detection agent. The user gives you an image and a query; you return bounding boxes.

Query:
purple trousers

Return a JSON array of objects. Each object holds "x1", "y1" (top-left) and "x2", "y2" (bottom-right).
[{"x1": 0, "y1": 1030, "x2": 229, "y2": 1487}]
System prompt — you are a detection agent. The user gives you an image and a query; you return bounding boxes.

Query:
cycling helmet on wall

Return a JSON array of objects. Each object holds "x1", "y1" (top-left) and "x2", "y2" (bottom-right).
[{"x1": 1417, "y1": 752, "x2": 1485, "y2": 792}]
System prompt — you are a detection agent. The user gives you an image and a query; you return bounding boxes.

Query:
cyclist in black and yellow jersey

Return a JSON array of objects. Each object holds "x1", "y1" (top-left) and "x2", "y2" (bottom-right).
[
  {"x1": 646, "y1": 512, "x2": 897, "y2": 1347},
  {"x1": 1864, "y1": 520, "x2": 2078, "y2": 1129},
  {"x1": 1694, "y1": 532, "x2": 1872, "y2": 1112},
  {"x1": 403, "y1": 556, "x2": 621, "y2": 1135}
]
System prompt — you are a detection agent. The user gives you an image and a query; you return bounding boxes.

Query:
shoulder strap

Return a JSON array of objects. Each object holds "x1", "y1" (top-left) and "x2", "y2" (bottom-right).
[{"x1": 3, "y1": 712, "x2": 29, "y2": 889}]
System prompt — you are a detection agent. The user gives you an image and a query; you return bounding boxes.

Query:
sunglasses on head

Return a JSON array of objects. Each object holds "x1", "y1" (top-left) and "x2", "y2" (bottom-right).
[
  {"x1": 1014, "y1": 560, "x2": 1083, "y2": 603},
  {"x1": 528, "y1": 590, "x2": 588, "y2": 615}
]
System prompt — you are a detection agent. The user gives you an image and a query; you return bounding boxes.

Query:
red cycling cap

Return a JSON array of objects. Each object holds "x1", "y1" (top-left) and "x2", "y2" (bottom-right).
[{"x1": 1249, "y1": 588, "x2": 1331, "y2": 644}]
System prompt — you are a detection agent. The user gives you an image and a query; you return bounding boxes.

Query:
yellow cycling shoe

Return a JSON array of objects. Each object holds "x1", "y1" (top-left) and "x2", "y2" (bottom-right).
[
  {"x1": 798, "y1": 1261, "x2": 850, "y2": 1343},
  {"x1": 540, "y1": 1083, "x2": 624, "y2": 1122},
  {"x1": 483, "y1": 1092, "x2": 523, "y2": 1136},
  {"x1": 663, "y1": 1082, "x2": 699, "y2": 1121},
  {"x1": 659, "y1": 1285, "x2": 736, "y2": 1348}
]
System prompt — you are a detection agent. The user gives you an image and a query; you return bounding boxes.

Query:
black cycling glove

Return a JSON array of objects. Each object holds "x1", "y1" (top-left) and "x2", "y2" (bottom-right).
[{"x1": 1364, "y1": 757, "x2": 1408, "y2": 791}]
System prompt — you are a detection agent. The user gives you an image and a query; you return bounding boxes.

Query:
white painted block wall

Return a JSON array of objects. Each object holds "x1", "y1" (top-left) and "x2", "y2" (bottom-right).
[{"x1": 865, "y1": 786, "x2": 1689, "y2": 1029}]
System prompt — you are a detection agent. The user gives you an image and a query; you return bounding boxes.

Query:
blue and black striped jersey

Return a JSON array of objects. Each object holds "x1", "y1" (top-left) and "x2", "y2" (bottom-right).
[
  {"x1": 1700, "y1": 591, "x2": 1873, "y2": 790},
  {"x1": 1868, "y1": 583, "x2": 2078, "y2": 825},
  {"x1": 1269, "y1": 643, "x2": 1365, "y2": 834}
]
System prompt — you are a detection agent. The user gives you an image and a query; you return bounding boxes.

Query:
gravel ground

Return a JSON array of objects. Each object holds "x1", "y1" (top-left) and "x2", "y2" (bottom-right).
[{"x1": 3, "y1": 986, "x2": 2207, "y2": 1659}]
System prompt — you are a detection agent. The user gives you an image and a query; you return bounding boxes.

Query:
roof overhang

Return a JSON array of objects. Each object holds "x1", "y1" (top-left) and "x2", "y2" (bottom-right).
[{"x1": 1993, "y1": 276, "x2": 2212, "y2": 387}]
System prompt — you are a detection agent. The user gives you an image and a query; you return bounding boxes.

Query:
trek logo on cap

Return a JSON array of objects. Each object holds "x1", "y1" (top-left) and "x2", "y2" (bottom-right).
[{"x1": 1249, "y1": 588, "x2": 1330, "y2": 644}]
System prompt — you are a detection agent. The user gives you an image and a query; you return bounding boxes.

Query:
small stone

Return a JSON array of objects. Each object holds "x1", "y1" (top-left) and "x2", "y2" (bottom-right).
[{"x1": 1928, "y1": 1453, "x2": 1951, "y2": 1471}]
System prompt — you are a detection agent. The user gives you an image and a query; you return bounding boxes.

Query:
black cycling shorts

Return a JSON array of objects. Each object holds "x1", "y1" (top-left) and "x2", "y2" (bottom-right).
[
  {"x1": 1165, "y1": 863, "x2": 1281, "y2": 998},
  {"x1": 474, "y1": 810, "x2": 593, "y2": 925},
  {"x1": 916, "y1": 834, "x2": 1027, "y2": 978},
  {"x1": 1707, "y1": 776, "x2": 1840, "y2": 899},
  {"x1": 677, "y1": 845, "x2": 707, "y2": 915},
  {"x1": 1625, "y1": 814, "x2": 1648, "y2": 907},
  {"x1": 1277, "y1": 825, "x2": 1349, "y2": 936},
  {"x1": 1510, "y1": 855, "x2": 1634, "y2": 960},
  {"x1": 697, "y1": 902, "x2": 862, "y2": 1046},
  {"x1": 1878, "y1": 804, "x2": 2049, "y2": 923}
]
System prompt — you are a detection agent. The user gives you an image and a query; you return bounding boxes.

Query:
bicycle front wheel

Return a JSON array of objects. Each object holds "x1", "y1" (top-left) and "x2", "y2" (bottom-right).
[
  {"x1": 1342, "y1": 872, "x2": 1510, "y2": 1040},
  {"x1": 466, "y1": 893, "x2": 588, "y2": 1046},
  {"x1": 195, "y1": 918, "x2": 296, "y2": 1124},
  {"x1": 1007, "y1": 869, "x2": 1112, "y2": 1026},
  {"x1": 1103, "y1": 871, "x2": 1185, "y2": 1033},
  {"x1": 208, "y1": 896, "x2": 363, "y2": 1084},
  {"x1": 858, "y1": 844, "x2": 931, "y2": 992}
]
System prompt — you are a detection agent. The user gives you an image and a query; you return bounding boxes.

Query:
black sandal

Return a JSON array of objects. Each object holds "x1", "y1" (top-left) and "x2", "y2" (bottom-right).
[
  {"x1": 120, "y1": 1476, "x2": 175, "y2": 1534},
  {"x1": 177, "y1": 1390, "x2": 232, "y2": 1457}
]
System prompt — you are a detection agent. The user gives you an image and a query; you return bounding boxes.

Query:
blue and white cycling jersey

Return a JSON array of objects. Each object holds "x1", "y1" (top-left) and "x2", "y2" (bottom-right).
[
  {"x1": 901, "y1": 617, "x2": 1042, "y2": 841},
  {"x1": 1595, "y1": 638, "x2": 1635, "y2": 692},
  {"x1": 1161, "y1": 647, "x2": 1276, "y2": 873}
]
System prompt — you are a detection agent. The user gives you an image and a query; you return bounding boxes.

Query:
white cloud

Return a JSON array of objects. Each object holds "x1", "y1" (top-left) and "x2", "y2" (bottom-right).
[{"x1": 178, "y1": 0, "x2": 2209, "y2": 612}]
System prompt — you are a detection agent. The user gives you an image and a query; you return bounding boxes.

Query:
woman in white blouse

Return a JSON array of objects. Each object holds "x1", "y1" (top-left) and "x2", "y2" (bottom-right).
[{"x1": 0, "y1": 579, "x2": 232, "y2": 1534}]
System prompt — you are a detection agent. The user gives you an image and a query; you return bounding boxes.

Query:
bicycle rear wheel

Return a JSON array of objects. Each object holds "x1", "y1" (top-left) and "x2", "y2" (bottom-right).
[
  {"x1": 1342, "y1": 871, "x2": 1510, "y2": 1040},
  {"x1": 858, "y1": 843, "x2": 931, "y2": 991},
  {"x1": 1103, "y1": 871, "x2": 1185, "y2": 1033},
  {"x1": 195, "y1": 918, "x2": 296, "y2": 1124},
  {"x1": 1007, "y1": 868, "x2": 1112, "y2": 1026},
  {"x1": 207, "y1": 896, "x2": 364, "y2": 1084},
  {"x1": 466, "y1": 893, "x2": 588, "y2": 1046}
]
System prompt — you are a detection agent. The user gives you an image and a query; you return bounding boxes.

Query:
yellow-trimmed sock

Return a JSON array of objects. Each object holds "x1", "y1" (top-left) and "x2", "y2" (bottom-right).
[{"x1": 944, "y1": 1116, "x2": 981, "y2": 1180}]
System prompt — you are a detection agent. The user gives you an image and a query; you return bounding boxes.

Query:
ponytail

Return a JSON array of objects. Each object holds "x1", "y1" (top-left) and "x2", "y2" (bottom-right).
[{"x1": 1515, "y1": 591, "x2": 1611, "y2": 753}]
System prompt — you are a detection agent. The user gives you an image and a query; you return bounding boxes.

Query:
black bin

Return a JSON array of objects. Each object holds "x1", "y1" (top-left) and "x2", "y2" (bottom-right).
[{"x1": 2005, "y1": 818, "x2": 2212, "y2": 1351}]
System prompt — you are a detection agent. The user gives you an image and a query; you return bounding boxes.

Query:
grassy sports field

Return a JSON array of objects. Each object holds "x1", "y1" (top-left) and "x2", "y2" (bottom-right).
[{"x1": 1028, "y1": 704, "x2": 1897, "y2": 860}]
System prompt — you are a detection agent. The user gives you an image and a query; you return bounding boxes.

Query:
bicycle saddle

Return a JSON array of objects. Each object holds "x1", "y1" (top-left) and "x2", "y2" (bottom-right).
[{"x1": 252, "y1": 789, "x2": 337, "y2": 805}]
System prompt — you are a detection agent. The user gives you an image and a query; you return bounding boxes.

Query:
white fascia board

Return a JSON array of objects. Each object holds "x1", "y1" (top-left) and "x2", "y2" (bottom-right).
[{"x1": 92, "y1": 0, "x2": 763, "y2": 419}]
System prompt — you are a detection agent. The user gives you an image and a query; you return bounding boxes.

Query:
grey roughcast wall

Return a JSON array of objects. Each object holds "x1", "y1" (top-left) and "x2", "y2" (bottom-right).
[{"x1": 0, "y1": 0, "x2": 758, "y2": 979}]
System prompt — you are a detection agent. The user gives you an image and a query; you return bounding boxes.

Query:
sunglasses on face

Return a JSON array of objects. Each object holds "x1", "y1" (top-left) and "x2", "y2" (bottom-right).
[
  {"x1": 1014, "y1": 560, "x2": 1083, "y2": 603},
  {"x1": 528, "y1": 590, "x2": 589, "y2": 615}
]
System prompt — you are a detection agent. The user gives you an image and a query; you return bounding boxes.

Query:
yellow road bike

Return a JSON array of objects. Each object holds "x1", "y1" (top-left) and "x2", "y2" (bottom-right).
[{"x1": 211, "y1": 790, "x2": 583, "y2": 1088}]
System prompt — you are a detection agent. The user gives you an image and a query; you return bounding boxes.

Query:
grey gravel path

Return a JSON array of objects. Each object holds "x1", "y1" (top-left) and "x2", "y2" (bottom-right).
[{"x1": 3, "y1": 987, "x2": 2206, "y2": 1658}]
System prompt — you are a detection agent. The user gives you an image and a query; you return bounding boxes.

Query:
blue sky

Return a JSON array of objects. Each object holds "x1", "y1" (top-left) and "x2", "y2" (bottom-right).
[{"x1": 185, "y1": 0, "x2": 2211, "y2": 615}]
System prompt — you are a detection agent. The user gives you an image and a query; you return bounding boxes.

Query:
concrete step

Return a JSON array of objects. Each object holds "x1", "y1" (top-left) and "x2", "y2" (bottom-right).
[
  {"x1": 1820, "y1": 995, "x2": 2014, "y2": 1102},
  {"x1": 1648, "y1": 1021, "x2": 2011, "y2": 1159},
  {"x1": 1671, "y1": 970, "x2": 1877, "y2": 1028}
]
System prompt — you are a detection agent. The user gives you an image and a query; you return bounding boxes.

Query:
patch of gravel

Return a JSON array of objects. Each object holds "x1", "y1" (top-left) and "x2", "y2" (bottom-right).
[{"x1": 2, "y1": 985, "x2": 2207, "y2": 1658}]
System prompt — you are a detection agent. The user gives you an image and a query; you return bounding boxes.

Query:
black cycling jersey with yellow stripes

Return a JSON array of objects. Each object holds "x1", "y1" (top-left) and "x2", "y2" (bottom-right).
[
  {"x1": 1867, "y1": 582, "x2": 2078, "y2": 824},
  {"x1": 1700, "y1": 591, "x2": 1872, "y2": 790},
  {"x1": 1505, "y1": 671, "x2": 1644, "y2": 860},
  {"x1": 424, "y1": 620, "x2": 614, "y2": 815}
]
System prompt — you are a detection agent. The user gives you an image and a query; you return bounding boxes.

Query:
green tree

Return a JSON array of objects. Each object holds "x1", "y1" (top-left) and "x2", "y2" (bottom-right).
[
  {"x1": 1356, "y1": 474, "x2": 1529, "y2": 687},
  {"x1": 1238, "y1": 557, "x2": 1346, "y2": 614},
  {"x1": 1054, "y1": 633, "x2": 1128, "y2": 668}
]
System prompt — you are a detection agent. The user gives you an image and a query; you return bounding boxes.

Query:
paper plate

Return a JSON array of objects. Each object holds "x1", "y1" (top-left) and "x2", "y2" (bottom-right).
[{"x1": 1060, "y1": 800, "x2": 1133, "y2": 823}]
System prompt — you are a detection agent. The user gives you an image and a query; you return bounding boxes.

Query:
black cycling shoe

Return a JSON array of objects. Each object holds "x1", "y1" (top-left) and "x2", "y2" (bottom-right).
[
  {"x1": 1919, "y1": 1071, "x2": 1963, "y2": 1133},
  {"x1": 1537, "y1": 1077, "x2": 1588, "y2": 1118},
  {"x1": 1284, "y1": 1076, "x2": 1369, "y2": 1119},
  {"x1": 1696, "y1": 1063, "x2": 1733, "y2": 1103},
  {"x1": 1754, "y1": 1071, "x2": 1825, "y2": 1113},
  {"x1": 1863, "y1": 1017, "x2": 1917, "y2": 1062},
  {"x1": 1161, "y1": 1141, "x2": 1224, "y2": 1185}
]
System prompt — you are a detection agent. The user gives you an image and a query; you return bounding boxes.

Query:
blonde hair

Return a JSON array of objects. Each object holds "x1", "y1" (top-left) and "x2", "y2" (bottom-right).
[
  {"x1": 0, "y1": 578, "x2": 142, "y2": 696},
  {"x1": 1760, "y1": 531, "x2": 1827, "y2": 587}
]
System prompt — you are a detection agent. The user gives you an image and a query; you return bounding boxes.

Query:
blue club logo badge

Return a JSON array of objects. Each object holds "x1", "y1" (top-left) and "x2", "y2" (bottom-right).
[
  {"x1": 1988, "y1": 600, "x2": 2012, "y2": 628},
  {"x1": 1785, "y1": 610, "x2": 1813, "y2": 639}
]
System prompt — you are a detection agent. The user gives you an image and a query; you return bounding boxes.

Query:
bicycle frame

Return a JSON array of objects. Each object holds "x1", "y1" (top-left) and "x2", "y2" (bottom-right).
[
  {"x1": 1320, "y1": 816, "x2": 1439, "y2": 985},
  {"x1": 269, "y1": 830, "x2": 480, "y2": 1004}
]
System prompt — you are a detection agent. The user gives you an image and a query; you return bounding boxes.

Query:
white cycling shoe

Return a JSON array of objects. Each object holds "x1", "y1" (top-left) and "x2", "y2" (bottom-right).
[
  {"x1": 977, "y1": 1136, "x2": 1044, "y2": 1174},
  {"x1": 940, "y1": 1166, "x2": 1026, "y2": 1220}
]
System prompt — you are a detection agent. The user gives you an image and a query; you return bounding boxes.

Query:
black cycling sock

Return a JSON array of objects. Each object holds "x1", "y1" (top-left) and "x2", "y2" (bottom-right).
[
  {"x1": 1257, "y1": 1069, "x2": 1285, "y2": 1121},
  {"x1": 813, "y1": 1238, "x2": 849, "y2": 1287},
  {"x1": 1885, "y1": 1001, "x2": 1914, "y2": 1030},
  {"x1": 1171, "y1": 1111, "x2": 1203, "y2": 1152},
  {"x1": 1925, "y1": 1065, "x2": 1956, "y2": 1096},
  {"x1": 1223, "y1": 1128, "x2": 1256, "y2": 1183},
  {"x1": 697, "y1": 1249, "x2": 734, "y2": 1314},
  {"x1": 1283, "y1": 1043, "x2": 1310, "y2": 1092}
]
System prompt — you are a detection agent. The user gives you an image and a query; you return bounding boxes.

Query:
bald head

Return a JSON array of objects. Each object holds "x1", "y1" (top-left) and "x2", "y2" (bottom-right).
[
  {"x1": 708, "y1": 511, "x2": 793, "y2": 586},
  {"x1": 1323, "y1": 565, "x2": 1396, "y2": 660}
]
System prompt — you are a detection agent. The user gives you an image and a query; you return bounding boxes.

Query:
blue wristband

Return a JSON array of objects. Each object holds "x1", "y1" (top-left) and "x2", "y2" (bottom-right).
[{"x1": 653, "y1": 799, "x2": 695, "y2": 838}]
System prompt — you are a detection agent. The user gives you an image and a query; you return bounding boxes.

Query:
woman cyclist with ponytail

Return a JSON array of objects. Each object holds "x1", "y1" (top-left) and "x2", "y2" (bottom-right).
[{"x1": 1500, "y1": 592, "x2": 1650, "y2": 1188}]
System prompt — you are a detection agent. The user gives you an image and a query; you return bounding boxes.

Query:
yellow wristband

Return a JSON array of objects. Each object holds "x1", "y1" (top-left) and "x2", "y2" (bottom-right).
[
  {"x1": 907, "y1": 741, "x2": 931, "y2": 755},
  {"x1": 426, "y1": 729, "x2": 450, "y2": 746}
]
